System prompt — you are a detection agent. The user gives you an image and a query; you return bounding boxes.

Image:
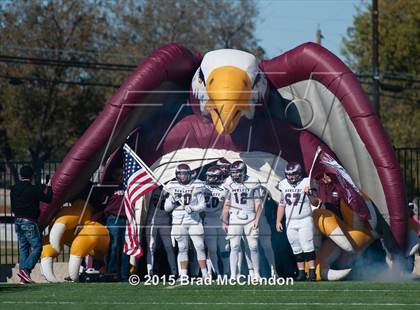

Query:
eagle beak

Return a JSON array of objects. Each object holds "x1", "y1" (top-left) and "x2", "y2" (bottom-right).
[{"x1": 205, "y1": 66, "x2": 253, "y2": 135}]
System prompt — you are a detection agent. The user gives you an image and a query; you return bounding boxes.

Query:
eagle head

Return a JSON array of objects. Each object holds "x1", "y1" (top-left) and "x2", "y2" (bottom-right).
[{"x1": 192, "y1": 49, "x2": 267, "y2": 135}]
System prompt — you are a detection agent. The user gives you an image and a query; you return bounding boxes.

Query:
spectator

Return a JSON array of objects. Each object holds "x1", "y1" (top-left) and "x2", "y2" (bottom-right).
[
  {"x1": 104, "y1": 168, "x2": 129, "y2": 281},
  {"x1": 11, "y1": 165, "x2": 53, "y2": 284}
]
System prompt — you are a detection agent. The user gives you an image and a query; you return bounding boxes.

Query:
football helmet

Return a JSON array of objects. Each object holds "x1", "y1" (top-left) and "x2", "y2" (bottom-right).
[
  {"x1": 216, "y1": 158, "x2": 231, "y2": 179},
  {"x1": 206, "y1": 166, "x2": 224, "y2": 185},
  {"x1": 230, "y1": 160, "x2": 247, "y2": 183},
  {"x1": 175, "y1": 163, "x2": 193, "y2": 185},
  {"x1": 285, "y1": 162, "x2": 303, "y2": 185}
]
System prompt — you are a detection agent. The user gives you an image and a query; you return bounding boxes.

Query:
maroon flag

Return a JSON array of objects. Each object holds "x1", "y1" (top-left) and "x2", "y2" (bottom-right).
[{"x1": 312, "y1": 147, "x2": 370, "y2": 221}]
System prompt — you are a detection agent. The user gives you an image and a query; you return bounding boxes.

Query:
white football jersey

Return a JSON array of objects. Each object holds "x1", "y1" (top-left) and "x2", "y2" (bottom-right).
[
  {"x1": 224, "y1": 175, "x2": 262, "y2": 213},
  {"x1": 164, "y1": 179, "x2": 206, "y2": 224},
  {"x1": 277, "y1": 177, "x2": 312, "y2": 220},
  {"x1": 204, "y1": 184, "x2": 227, "y2": 215}
]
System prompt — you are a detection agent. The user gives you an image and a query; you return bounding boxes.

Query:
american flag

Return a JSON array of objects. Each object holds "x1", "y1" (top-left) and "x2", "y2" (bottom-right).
[{"x1": 123, "y1": 144, "x2": 158, "y2": 258}]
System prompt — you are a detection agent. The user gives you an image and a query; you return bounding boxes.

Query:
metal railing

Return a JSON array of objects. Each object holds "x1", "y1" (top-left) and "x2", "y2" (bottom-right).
[{"x1": 395, "y1": 148, "x2": 420, "y2": 201}]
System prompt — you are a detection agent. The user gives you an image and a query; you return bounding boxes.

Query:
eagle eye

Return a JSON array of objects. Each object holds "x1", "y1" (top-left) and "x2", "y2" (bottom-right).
[{"x1": 199, "y1": 68, "x2": 206, "y2": 86}]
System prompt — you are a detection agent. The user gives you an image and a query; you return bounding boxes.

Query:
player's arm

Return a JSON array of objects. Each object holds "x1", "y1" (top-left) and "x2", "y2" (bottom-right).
[
  {"x1": 163, "y1": 189, "x2": 176, "y2": 212},
  {"x1": 276, "y1": 188, "x2": 285, "y2": 232},
  {"x1": 222, "y1": 191, "x2": 231, "y2": 233},
  {"x1": 252, "y1": 184, "x2": 265, "y2": 229},
  {"x1": 276, "y1": 203, "x2": 285, "y2": 232},
  {"x1": 253, "y1": 198, "x2": 263, "y2": 229},
  {"x1": 188, "y1": 187, "x2": 206, "y2": 212}
]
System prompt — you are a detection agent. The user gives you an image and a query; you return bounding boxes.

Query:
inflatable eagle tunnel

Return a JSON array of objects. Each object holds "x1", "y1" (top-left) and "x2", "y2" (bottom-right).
[{"x1": 38, "y1": 42, "x2": 410, "y2": 280}]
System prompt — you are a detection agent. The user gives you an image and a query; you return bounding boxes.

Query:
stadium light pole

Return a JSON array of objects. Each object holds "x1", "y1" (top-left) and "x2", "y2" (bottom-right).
[{"x1": 371, "y1": 0, "x2": 380, "y2": 118}]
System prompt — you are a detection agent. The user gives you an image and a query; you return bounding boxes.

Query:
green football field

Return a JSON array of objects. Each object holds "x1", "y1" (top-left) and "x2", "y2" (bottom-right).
[{"x1": 1, "y1": 280, "x2": 420, "y2": 310}]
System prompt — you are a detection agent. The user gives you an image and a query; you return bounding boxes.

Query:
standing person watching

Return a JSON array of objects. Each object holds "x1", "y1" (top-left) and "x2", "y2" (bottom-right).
[{"x1": 11, "y1": 165, "x2": 53, "y2": 284}]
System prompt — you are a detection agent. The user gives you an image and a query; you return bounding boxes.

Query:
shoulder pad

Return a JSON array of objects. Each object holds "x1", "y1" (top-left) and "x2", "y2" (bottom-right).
[
  {"x1": 278, "y1": 179, "x2": 288, "y2": 188},
  {"x1": 224, "y1": 176, "x2": 232, "y2": 183},
  {"x1": 223, "y1": 177, "x2": 233, "y2": 187},
  {"x1": 165, "y1": 180, "x2": 179, "y2": 190},
  {"x1": 166, "y1": 180, "x2": 179, "y2": 186},
  {"x1": 191, "y1": 179, "x2": 205, "y2": 189},
  {"x1": 191, "y1": 179, "x2": 205, "y2": 187}
]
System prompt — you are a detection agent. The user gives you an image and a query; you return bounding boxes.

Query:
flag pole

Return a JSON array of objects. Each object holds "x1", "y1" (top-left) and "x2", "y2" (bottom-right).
[
  {"x1": 123, "y1": 143, "x2": 184, "y2": 206},
  {"x1": 123, "y1": 144, "x2": 165, "y2": 188},
  {"x1": 297, "y1": 146, "x2": 322, "y2": 215},
  {"x1": 308, "y1": 146, "x2": 322, "y2": 182}
]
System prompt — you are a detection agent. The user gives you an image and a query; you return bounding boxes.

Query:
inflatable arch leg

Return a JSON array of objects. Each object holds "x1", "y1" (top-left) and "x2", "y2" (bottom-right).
[
  {"x1": 49, "y1": 200, "x2": 94, "y2": 253},
  {"x1": 68, "y1": 221, "x2": 110, "y2": 281},
  {"x1": 40, "y1": 230, "x2": 76, "y2": 282}
]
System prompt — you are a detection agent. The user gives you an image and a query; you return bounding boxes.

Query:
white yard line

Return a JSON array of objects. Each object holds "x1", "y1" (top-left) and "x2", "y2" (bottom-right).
[
  {"x1": 159, "y1": 287, "x2": 420, "y2": 292},
  {"x1": 1, "y1": 301, "x2": 420, "y2": 306}
]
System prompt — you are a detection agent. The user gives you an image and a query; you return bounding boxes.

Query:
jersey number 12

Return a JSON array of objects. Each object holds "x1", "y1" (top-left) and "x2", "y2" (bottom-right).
[{"x1": 234, "y1": 192, "x2": 247, "y2": 205}]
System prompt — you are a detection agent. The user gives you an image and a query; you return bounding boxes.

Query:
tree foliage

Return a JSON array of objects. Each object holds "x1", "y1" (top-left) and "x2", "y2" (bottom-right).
[
  {"x1": 0, "y1": 1, "x2": 117, "y2": 164},
  {"x1": 341, "y1": 0, "x2": 420, "y2": 147},
  {"x1": 115, "y1": 0, "x2": 260, "y2": 56},
  {"x1": 0, "y1": 0, "x2": 261, "y2": 180}
]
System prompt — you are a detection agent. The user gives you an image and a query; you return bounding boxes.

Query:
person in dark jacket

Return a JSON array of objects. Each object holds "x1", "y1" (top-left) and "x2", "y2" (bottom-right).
[
  {"x1": 10, "y1": 165, "x2": 53, "y2": 284},
  {"x1": 104, "y1": 168, "x2": 129, "y2": 281}
]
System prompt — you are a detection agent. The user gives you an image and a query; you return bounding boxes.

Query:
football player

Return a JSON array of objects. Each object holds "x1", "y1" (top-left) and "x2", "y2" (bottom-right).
[
  {"x1": 217, "y1": 158, "x2": 255, "y2": 277},
  {"x1": 222, "y1": 160, "x2": 263, "y2": 280},
  {"x1": 146, "y1": 187, "x2": 177, "y2": 276},
  {"x1": 216, "y1": 158, "x2": 231, "y2": 180},
  {"x1": 275, "y1": 162, "x2": 320, "y2": 281},
  {"x1": 203, "y1": 166, "x2": 230, "y2": 276},
  {"x1": 217, "y1": 159, "x2": 257, "y2": 278},
  {"x1": 164, "y1": 164, "x2": 209, "y2": 279}
]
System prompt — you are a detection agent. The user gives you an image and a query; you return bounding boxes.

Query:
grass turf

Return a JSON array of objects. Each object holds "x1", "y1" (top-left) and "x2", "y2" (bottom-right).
[{"x1": 1, "y1": 280, "x2": 420, "y2": 310}]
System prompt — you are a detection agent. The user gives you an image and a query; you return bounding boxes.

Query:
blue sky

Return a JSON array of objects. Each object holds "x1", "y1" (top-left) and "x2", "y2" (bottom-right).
[{"x1": 255, "y1": 0, "x2": 368, "y2": 61}]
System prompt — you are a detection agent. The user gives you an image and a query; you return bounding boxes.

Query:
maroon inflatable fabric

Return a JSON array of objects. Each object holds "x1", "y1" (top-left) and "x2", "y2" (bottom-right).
[
  {"x1": 260, "y1": 42, "x2": 407, "y2": 250},
  {"x1": 39, "y1": 44, "x2": 200, "y2": 228},
  {"x1": 40, "y1": 42, "x2": 406, "y2": 251}
]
